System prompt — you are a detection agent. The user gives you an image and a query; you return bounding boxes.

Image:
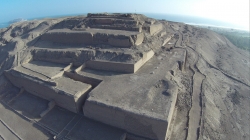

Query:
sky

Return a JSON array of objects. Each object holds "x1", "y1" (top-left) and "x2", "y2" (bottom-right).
[{"x1": 0, "y1": 0, "x2": 249, "y2": 30}]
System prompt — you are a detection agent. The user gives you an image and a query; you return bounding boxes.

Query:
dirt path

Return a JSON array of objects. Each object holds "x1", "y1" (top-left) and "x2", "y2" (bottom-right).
[
  {"x1": 0, "y1": 101, "x2": 51, "y2": 140},
  {"x1": 187, "y1": 72, "x2": 204, "y2": 140},
  {"x1": 0, "y1": 120, "x2": 21, "y2": 140},
  {"x1": 185, "y1": 33, "x2": 205, "y2": 140},
  {"x1": 166, "y1": 26, "x2": 194, "y2": 140},
  {"x1": 167, "y1": 27, "x2": 206, "y2": 140}
]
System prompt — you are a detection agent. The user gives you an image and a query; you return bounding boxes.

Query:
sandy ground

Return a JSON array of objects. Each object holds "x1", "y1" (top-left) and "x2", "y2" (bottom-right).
[{"x1": 0, "y1": 14, "x2": 249, "y2": 140}]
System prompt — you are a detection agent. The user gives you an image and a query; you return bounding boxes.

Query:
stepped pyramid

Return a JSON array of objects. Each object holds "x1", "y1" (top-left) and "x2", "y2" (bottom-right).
[{"x1": 4, "y1": 13, "x2": 178, "y2": 140}]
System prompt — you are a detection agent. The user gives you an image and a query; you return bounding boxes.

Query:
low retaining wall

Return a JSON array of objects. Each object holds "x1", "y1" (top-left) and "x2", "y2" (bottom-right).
[
  {"x1": 89, "y1": 25, "x2": 142, "y2": 32},
  {"x1": 162, "y1": 34, "x2": 174, "y2": 46},
  {"x1": 149, "y1": 23, "x2": 163, "y2": 35},
  {"x1": 41, "y1": 29, "x2": 144, "y2": 47},
  {"x1": 31, "y1": 49, "x2": 96, "y2": 67},
  {"x1": 4, "y1": 70, "x2": 91, "y2": 113},
  {"x1": 133, "y1": 33, "x2": 144, "y2": 45},
  {"x1": 41, "y1": 31, "x2": 93, "y2": 44},
  {"x1": 144, "y1": 23, "x2": 163, "y2": 35},
  {"x1": 89, "y1": 18, "x2": 138, "y2": 26},
  {"x1": 64, "y1": 71, "x2": 102, "y2": 88},
  {"x1": 87, "y1": 13, "x2": 134, "y2": 19},
  {"x1": 83, "y1": 101, "x2": 168, "y2": 140},
  {"x1": 86, "y1": 61, "x2": 134, "y2": 73},
  {"x1": 134, "y1": 50, "x2": 155, "y2": 72},
  {"x1": 86, "y1": 50, "x2": 154, "y2": 73}
]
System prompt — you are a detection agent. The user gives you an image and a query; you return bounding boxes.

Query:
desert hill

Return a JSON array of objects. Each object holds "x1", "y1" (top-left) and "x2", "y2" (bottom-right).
[{"x1": 0, "y1": 13, "x2": 249, "y2": 140}]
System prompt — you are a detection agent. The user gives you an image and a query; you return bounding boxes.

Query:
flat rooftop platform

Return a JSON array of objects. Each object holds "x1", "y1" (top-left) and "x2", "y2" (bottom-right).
[
  {"x1": 0, "y1": 88, "x2": 126, "y2": 140},
  {"x1": 55, "y1": 76, "x2": 91, "y2": 97},
  {"x1": 21, "y1": 61, "x2": 65, "y2": 79},
  {"x1": 5, "y1": 61, "x2": 92, "y2": 113},
  {"x1": 80, "y1": 49, "x2": 186, "y2": 140}
]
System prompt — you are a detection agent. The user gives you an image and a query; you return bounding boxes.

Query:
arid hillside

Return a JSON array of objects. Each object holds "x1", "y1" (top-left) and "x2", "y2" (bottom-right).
[{"x1": 0, "y1": 14, "x2": 249, "y2": 140}]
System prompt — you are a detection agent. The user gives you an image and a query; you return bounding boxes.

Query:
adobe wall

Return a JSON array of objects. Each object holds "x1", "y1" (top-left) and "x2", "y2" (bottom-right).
[
  {"x1": 41, "y1": 30, "x2": 144, "y2": 47},
  {"x1": 113, "y1": 19, "x2": 138, "y2": 25},
  {"x1": 89, "y1": 18, "x2": 138, "y2": 25},
  {"x1": 86, "y1": 61, "x2": 135, "y2": 73},
  {"x1": 31, "y1": 49, "x2": 95, "y2": 67},
  {"x1": 89, "y1": 25, "x2": 142, "y2": 32},
  {"x1": 64, "y1": 72, "x2": 102, "y2": 88},
  {"x1": 74, "y1": 86, "x2": 92, "y2": 112},
  {"x1": 134, "y1": 33, "x2": 144, "y2": 46},
  {"x1": 162, "y1": 35, "x2": 174, "y2": 46},
  {"x1": 149, "y1": 23, "x2": 163, "y2": 35},
  {"x1": 86, "y1": 18, "x2": 141, "y2": 32},
  {"x1": 74, "y1": 64, "x2": 86, "y2": 73},
  {"x1": 108, "y1": 37, "x2": 131, "y2": 47},
  {"x1": 94, "y1": 18, "x2": 114, "y2": 25},
  {"x1": 31, "y1": 49, "x2": 138, "y2": 68},
  {"x1": 41, "y1": 31, "x2": 93, "y2": 44},
  {"x1": 85, "y1": 50, "x2": 154, "y2": 73},
  {"x1": 144, "y1": 23, "x2": 163, "y2": 35},
  {"x1": 134, "y1": 50, "x2": 155, "y2": 72},
  {"x1": 166, "y1": 86, "x2": 178, "y2": 139},
  {"x1": 83, "y1": 101, "x2": 168, "y2": 140},
  {"x1": 4, "y1": 71, "x2": 84, "y2": 113},
  {"x1": 87, "y1": 13, "x2": 134, "y2": 19}
]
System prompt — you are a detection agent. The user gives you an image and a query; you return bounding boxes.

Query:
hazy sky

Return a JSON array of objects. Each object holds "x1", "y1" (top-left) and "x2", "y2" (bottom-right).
[{"x1": 0, "y1": 0, "x2": 249, "y2": 29}]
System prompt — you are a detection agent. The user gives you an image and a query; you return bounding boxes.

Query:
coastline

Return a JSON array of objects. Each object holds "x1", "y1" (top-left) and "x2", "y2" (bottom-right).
[
  {"x1": 186, "y1": 22, "x2": 249, "y2": 32},
  {"x1": 0, "y1": 13, "x2": 248, "y2": 32}
]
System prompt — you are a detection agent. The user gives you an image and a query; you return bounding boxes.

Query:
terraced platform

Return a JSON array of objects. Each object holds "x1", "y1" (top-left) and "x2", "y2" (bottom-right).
[
  {"x1": 41, "y1": 28, "x2": 144, "y2": 47},
  {"x1": 0, "y1": 92, "x2": 126, "y2": 140},
  {"x1": 5, "y1": 48, "x2": 182, "y2": 139},
  {"x1": 3, "y1": 13, "x2": 176, "y2": 140},
  {"x1": 4, "y1": 61, "x2": 93, "y2": 113},
  {"x1": 83, "y1": 13, "x2": 141, "y2": 32},
  {"x1": 80, "y1": 49, "x2": 185, "y2": 140}
]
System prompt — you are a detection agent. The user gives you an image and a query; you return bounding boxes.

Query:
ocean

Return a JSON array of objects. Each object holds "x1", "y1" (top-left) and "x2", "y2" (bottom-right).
[
  {"x1": 144, "y1": 13, "x2": 248, "y2": 31},
  {"x1": 0, "y1": 22, "x2": 9, "y2": 29},
  {"x1": 0, "y1": 13, "x2": 247, "y2": 31},
  {"x1": 0, "y1": 13, "x2": 85, "y2": 29}
]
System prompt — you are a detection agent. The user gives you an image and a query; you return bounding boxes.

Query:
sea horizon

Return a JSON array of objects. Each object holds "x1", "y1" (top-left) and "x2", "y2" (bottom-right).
[{"x1": 0, "y1": 13, "x2": 249, "y2": 31}]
